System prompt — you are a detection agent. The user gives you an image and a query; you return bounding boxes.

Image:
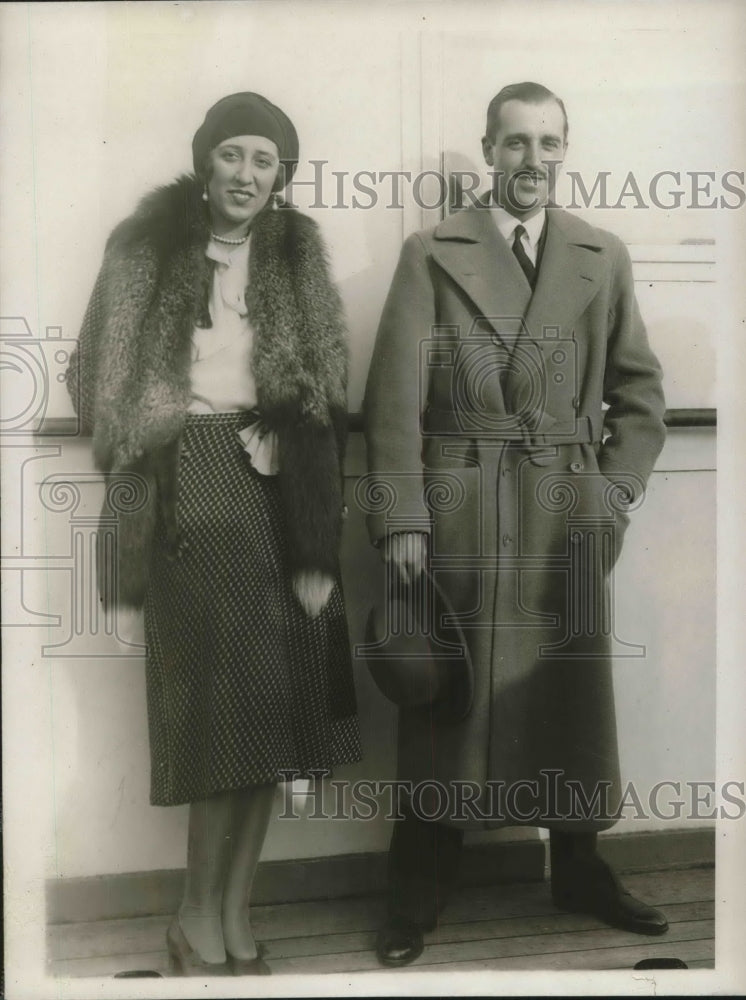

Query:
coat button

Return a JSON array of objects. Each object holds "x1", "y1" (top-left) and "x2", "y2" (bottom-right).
[{"x1": 569, "y1": 460, "x2": 583, "y2": 473}]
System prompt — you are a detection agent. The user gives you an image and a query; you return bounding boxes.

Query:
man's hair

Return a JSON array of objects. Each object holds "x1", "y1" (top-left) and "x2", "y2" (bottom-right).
[{"x1": 484, "y1": 82, "x2": 568, "y2": 143}]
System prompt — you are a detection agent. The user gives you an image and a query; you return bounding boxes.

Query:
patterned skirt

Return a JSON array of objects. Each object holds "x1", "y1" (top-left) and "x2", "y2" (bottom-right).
[{"x1": 143, "y1": 412, "x2": 361, "y2": 806}]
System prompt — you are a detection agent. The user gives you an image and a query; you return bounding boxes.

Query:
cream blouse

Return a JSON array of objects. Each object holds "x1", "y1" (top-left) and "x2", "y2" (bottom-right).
[{"x1": 189, "y1": 236, "x2": 278, "y2": 475}]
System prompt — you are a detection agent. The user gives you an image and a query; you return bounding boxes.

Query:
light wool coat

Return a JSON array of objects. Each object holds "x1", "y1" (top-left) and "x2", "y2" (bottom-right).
[{"x1": 363, "y1": 202, "x2": 666, "y2": 831}]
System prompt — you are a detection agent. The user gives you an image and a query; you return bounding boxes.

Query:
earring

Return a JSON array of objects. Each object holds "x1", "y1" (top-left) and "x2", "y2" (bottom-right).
[
  {"x1": 271, "y1": 192, "x2": 280, "y2": 211},
  {"x1": 202, "y1": 185, "x2": 209, "y2": 203}
]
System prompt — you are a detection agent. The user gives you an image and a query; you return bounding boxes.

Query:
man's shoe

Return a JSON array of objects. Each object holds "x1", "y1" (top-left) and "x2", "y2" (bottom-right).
[
  {"x1": 552, "y1": 855, "x2": 669, "y2": 936},
  {"x1": 375, "y1": 916, "x2": 424, "y2": 967}
]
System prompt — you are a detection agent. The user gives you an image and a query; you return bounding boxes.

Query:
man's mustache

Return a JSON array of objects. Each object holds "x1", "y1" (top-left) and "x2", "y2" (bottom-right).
[
  {"x1": 489, "y1": 167, "x2": 557, "y2": 184},
  {"x1": 512, "y1": 168, "x2": 549, "y2": 181}
]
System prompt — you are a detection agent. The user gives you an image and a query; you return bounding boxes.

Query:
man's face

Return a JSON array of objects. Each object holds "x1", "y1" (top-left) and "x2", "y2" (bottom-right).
[{"x1": 482, "y1": 98, "x2": 567, "y2": 219}]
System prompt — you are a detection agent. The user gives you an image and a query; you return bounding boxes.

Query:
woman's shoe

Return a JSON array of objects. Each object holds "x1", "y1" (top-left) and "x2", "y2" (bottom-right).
[
  {"x1": 227, "y1": 941, "x2": 272, "y2": 976},
  {"x1": 166, "y1": 917, "x2": 231, "y2": 976}
]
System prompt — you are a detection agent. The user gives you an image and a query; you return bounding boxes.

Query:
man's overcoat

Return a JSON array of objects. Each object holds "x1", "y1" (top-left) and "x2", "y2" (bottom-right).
[{"x1": 363, "y1": 202, "x2": 666, "y2": 831}]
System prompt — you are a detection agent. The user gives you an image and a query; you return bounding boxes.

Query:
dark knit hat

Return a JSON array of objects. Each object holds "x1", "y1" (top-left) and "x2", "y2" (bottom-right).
[{"x1": 192, "y1": 92, "x2": 299, "y2": 190}]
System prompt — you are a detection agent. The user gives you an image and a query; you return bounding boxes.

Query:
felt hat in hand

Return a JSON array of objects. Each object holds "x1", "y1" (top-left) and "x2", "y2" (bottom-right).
[{"x1": 363, "y1": 567, "x2": 474, "y2": 722}]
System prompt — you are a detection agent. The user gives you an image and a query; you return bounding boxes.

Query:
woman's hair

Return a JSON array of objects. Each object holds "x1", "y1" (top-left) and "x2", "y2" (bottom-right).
[{"x1": 201, "y1": 153, "x2": 215, "y2": 183}]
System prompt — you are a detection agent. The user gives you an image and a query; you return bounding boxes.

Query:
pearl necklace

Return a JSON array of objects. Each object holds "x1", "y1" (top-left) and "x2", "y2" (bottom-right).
[{"x1": 210, "y1": 231, "x2": 249, "y2": 245}]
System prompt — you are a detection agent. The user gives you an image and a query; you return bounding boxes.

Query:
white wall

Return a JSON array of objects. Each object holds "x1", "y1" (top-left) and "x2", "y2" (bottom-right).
[{"x1": 2, "y1": 1, "x2": 738, "y2": 883}]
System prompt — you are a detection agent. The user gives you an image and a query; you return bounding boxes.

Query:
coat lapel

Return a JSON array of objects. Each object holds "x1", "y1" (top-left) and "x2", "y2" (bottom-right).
[
  {"x1": 427, "y1": 201, "x2": 608, "y2": 433},
  {"x1": 509, "y1": 210, "x2": 607, "y2": 432},
  {"x1": 430, "y1": 205, "x2": 531, "y2": 345},
  {"x1": 523, "y1": 209, "x2": 605, "y2": 340},
  {"x1": 429, "y1": 203, "x2": 607, "y2": 346}
]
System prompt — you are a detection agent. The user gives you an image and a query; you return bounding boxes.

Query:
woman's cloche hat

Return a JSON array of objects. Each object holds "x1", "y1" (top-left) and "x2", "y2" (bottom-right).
[{"x1": 192, "y1": 92, "x2": 299, "y2": 190}]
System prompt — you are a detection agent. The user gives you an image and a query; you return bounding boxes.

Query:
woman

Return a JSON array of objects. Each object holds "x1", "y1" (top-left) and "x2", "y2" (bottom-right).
[{"x1": 67, "y1": 92, "x2": 361, "y2": 976}]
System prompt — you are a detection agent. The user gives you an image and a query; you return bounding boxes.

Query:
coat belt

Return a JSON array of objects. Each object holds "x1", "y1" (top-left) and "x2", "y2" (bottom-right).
[{"x1": 422, "y1": 408, "x2": 603, "y2": 448}]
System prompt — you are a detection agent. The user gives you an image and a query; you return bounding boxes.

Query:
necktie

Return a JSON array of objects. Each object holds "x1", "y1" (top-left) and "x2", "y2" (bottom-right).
[{"x1": 512, "y1": 224, "x2": 536, "y2": 289}]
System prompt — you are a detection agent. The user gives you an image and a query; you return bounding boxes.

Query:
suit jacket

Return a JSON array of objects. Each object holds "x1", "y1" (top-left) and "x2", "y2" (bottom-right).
[{"x1": 362, "y1": 200, "x2": 666, "y2": 830}]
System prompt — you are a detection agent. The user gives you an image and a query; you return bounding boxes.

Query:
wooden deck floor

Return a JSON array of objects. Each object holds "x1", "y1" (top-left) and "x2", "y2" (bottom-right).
[{"x1": 47, "y1": 865, "x2": 714, "y2": 977}]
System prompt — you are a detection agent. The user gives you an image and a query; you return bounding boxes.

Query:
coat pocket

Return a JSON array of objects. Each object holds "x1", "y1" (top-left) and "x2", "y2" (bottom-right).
[{"x1": 579, "y1": 445, "x2": 631, "y2": 569}]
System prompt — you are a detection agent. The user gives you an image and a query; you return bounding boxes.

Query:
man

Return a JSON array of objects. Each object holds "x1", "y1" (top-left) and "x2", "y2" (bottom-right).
[{"x1": 363, "y1": 82, "x2": 668, "y2": 967}]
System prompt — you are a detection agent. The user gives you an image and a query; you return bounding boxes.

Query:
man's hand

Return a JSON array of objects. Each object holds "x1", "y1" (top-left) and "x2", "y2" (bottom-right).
[
  {"x1": 383, "y1": 531, "x2": 428, "y2": 585},
  {"x1": 293, "y1": 570, "x2": 335, "y2": 618}
]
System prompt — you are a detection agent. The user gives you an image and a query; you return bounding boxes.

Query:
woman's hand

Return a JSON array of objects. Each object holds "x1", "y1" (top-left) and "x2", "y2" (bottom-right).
[
  {"x1": 383, "y1": 531, "x2": 428, "y2": 585},
  {"x1": 293, "y1": 570, "x2": 335, "y2": 618}
]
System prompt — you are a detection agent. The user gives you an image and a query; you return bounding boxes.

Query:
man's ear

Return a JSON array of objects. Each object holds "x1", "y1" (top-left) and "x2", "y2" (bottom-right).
[{"x1": 481, "y1": 135, "x2": 494, "y2": 166}]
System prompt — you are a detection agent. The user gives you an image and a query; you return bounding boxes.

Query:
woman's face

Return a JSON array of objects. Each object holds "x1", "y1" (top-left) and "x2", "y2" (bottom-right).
[{"x1": 206, "y1": 135, "x2": 280, "y2": 235}]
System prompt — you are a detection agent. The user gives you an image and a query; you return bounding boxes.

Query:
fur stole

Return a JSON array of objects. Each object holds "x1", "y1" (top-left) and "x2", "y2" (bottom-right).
[{"x1": 67, "y1": 175, "x2": 348, "y2": 606}]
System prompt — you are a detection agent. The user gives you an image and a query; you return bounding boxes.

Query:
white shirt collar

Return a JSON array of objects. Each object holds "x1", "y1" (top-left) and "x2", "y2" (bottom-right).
[{"x1": 489, "y1": 196, "x2": 546, "y2": 253}]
